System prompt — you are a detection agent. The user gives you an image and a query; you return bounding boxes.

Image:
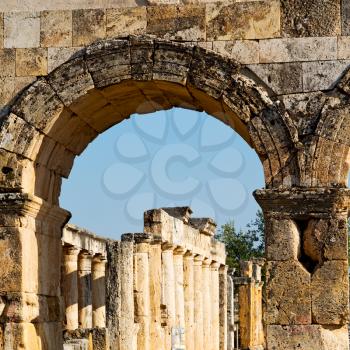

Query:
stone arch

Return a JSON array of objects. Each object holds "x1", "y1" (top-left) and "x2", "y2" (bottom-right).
[{"x1": 0, "y1": 36, "x2": 299, "y2": 206}]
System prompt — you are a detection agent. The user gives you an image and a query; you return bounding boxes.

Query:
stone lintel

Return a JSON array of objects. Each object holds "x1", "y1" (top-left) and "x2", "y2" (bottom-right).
[
  {"x1": 161, "y1": 206, "x2": 193, "y2": 224},
  {"x1": 189, "y1": 217, "x2": 217, "y2": 236},
  {"x1": 121, "y1": 232, "x2": 152, "y2": 244},
  {"x1": 254, "y1": 188, "x2": 350, "y2": 217}
]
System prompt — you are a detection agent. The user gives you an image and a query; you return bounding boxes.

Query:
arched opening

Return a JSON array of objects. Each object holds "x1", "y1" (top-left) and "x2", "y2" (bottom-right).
[
  {"x1": 60, "y1": 108, "x2": 264, "y2": 237},
  {"x1": 0, "y1": 36, "x2": 298, "y2": 348}
]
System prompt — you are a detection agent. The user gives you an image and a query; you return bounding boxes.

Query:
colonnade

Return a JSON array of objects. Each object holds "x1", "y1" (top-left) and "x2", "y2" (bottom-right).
[{"x1": 62, "y1": 225, "x2": 107, "y2": 331}]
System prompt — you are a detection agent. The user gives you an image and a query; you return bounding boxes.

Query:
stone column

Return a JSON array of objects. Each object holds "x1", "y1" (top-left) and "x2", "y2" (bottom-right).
[
  {"x1": 78, "y1": 250, "x2": 93, "y2": 329},
  {"x1": 161, "y1": 244, "x2": 176, "y2": 350},
  {"x1": 255, "y1": 188, "x2": 350, "y2": 350},
  {"x1": 202, "y1": 258, "x2": 212, "y2": 350},
  {"x1": 219, "y1": 265, "x2": 228, "y2": 350},
  {"x1": 63, "y1": 245, "x2": 80, "y2": 331},
  {"x1": 134, "y1": 236, "x2": 151, "y2": 350},
  {"x1": 183, "y1": 252, "x2": 194, "y2": 350},
  {"x1": 106, "y1": 238, "x2": 134, "y2": 350},
  {"x1": 173, "y1": 247, "x2": 186, "y2": 348},
  {"x1": 227, "y1": 273, "x2": 235, "y2": 350},
  {"x1": 211, "y1": 262, "x2": 220, "y2": 350},
  {"x1": 148, "y1": 239, "x2": 163, "y2": 350},
  {"x1": 193, "y1": 255, "x2": 204, "y2": 350},
  {"x1": 92, "y1": 254, "x2": 106, "y2": 328},
  {"x1": 0, "y1": 193, "x2": 70, "y2": 349}
]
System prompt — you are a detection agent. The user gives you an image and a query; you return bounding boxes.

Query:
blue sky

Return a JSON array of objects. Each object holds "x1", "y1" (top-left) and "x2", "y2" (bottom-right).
[{"x1": 60, "y1": 108, "x2": 265, "y2": 239}]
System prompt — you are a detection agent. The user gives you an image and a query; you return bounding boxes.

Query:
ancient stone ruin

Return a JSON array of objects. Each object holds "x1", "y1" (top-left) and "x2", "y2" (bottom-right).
[
  {"x1": 0, "y1": 0, "x2": 350, "y2": 349},
  {"x1": 61, "y1": 207, "x2": 228, "y2": 350}
]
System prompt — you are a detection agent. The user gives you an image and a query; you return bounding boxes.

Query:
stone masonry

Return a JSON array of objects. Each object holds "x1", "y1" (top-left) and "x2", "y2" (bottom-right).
[
  {"x1": 60, "y1": 207, "x2": 227, "y2": 350},
  {"x1": 0, "y1": 1, "x2": 350, "y2": 349}
]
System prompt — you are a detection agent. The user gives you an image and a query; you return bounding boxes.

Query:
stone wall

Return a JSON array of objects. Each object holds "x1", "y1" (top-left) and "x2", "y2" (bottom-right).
[
  {"x1": 60, "y1": 207, "x2": 227, "y2": 350},
  {"x1": 1, "y1": 0, "x2": 350, "y2": 112}
]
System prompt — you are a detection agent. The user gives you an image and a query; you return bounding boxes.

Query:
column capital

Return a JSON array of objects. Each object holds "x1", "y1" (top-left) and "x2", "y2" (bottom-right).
[
  {"x1": 202, "y1": 258, "x2": 212, "y2": 267},
  {"x1": 174, "y1": 247, "x2": 187, "y2": 255},
  {"x1": 219, "y1": 265, "x2": 228, "y2": 274},
  {"x1": 92, "y1": 254, "x2": 107, "y2": 263},
  {"x1": 193, "y1": 255, "x2": 204, "y2": 265},
  {"x1": 254, "y1": 188, "x2": 350, "y2": 217},
  {"x1": 63, "y1": 245, "x2": 80, "y2": 256},
  {"x1": 162, "y1": 242, "x2": 175, "y2": 251},
  {"x1": 211, "y1": 261, "x2": 220, "y2": 269}
]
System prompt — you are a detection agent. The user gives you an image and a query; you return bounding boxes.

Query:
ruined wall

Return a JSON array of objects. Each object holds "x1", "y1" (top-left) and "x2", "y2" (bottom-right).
[{"x1": 61, "y1": 207, "x2": 227, "y2": 350}]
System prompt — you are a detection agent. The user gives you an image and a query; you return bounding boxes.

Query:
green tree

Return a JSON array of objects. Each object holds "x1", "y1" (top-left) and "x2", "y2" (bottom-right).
[{"x1": 216, "y1": 210, "x2": 265, "y2": 270}]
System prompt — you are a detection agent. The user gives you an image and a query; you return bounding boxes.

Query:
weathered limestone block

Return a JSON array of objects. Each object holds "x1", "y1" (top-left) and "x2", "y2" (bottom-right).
[
  {"x1": 206, "y1": 1, "x2": 280, "y2": 40},
  {"x1": 266, "y1": 260, "x2": 311, "y2": 325},
  {"x1": 281, "y1": 0, "x2": 341, "y2": 37},
  {"x1": 259, "y1": 37, "x2": 337, "y2": 63},
  {"x1": 213, "y1": 40, "x2": 259, "y2": 65},
  {"x1": 0, "y1": 77, "x2": 14, "y2": 106},
  {"x1": 72, "y1": 9, "x2": 106, "y2": 46},
  {"x1": 85, "y1": 38, "x2": 131, "y2": 88},
  {"x1": 302, "y1": 60, "x2": 350, "y2": 92},
  {"x1": 248, "y1": 63, "x2": 303, "y2": 95},
  {"x1": 311, "y1": 260, "x2": 349, "y2": 325},
  {"x1": 189, "y1": 46, "x2": 239, "y2": 99},
  {"x1": 130, "y1": 36, "x2": 154, "y2": 81},
  {"x1": 4, "y1": 12, "x2": 40, "y2": 48},
  {"x1": 47, "y1": 56, "x2": 94, "y2": 107},
  {"x1": 107, "y1": 7, "x2": 146, "y2": 38},
  {"x1": 265, "y1": 218, "x2": 301, "y2": 261},
  {"x1": 0, "y1": 14, "x2": 3, "y2": 49},
  {"x1": 3, "y1": 322, "x2": 42, "y2": 349},
  {"x1": 48, "y1": 47, "x2": 82, "y2": 73},
  {"x1": 40, "y1": 10, "x2": 72, "y2": 48},
  {"x1": 153, "y1": 40, "x2": 193, "y2": 85},
  {"x1": 267, "y1": 324, "x2": 349, "y2": 350},
  {"x1": 303, "y1": 218, "x2": 348, "y2": 262},
  {"x1": 11, "y1": 78, "x2": 64, "y2": 132},
  {"x1": 146, "y1": 4, "x2": 205, "y2": 41},
  {"x1": 0, "y1": 49, "x2": 15, "y2": 77},
  {"x1": 16, "y1": 48, "x2": 48, "y2": 76}
]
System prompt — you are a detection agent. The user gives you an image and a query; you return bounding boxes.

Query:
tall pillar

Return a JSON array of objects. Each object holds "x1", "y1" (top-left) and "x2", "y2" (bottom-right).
[
  {"x1": 78, "y1": 250, "x2": 93, "y2": 329},
  {"x1": 202, "y1": 258, "x2": 212, "y2": 350},
  {"x1": 193, "y1": 255, "x2": 204, "y2": 350},
  {"x1": 63, "y1": 245, "x2": 80, "y2": 331},
  {"x1": 211, "y1": 262, "x2": 220, "y2": 350},
  {"x1": 219, "y1": 265, "x2": 228, "y2": 350},
  {"x1": 227, "y1": 273, "x2": 235, "y2": 350},
  {"x1": 255, "y1": 188, "x2": 350, "y2": 350},
  {"x1": 92, "y1": 254, "x2": 106, "y2": 328},
  {"x1": 106, "y1": 238, "x2": 134, "y2": 350},
  {"x1": 183, "y1": 252, "x2": 194, "y2": 350},
  {"x1": 134, "y1": 236, "x2": 151, "y2": 350},
  {"x1": 0, "y1": 193, "x2": 70, "y2": 349},
  {"x1": 148, "y1": 239, "x2": 163, "y2": 350},
  {"x1": 161, "y1": 244, "x2": 176, "y2": 349},
  {"x1": 173, "y1": 247, "x2": 186, "y2": 348}
]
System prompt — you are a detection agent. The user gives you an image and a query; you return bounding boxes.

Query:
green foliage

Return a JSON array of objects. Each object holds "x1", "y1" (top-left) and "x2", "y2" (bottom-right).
[{"x1": 216, "y1": 210, "x2": 265, "y2": 270}]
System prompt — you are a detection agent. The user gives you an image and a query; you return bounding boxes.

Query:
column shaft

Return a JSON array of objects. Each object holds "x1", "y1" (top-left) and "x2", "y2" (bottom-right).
[
  {"x1": 149, "y1": 242, "x2": 163, "y2": 350},
  {"x1": 219, "y1": 265, "x2": 228, "y2": 350},
  {"x1": 63, "y1": 246, "x2": 80, "y2": 330},
  {"x1": 193, "y1": 255, "x2": 204, "y2": 350},
  {"x1": 183, "y1": 253, "x2": 194, "y2": 350},
  {"x1": 174, "y1": 248, "x2": 186, "y2": 348},
  {"x1": 134, "y1": 241, "x2": 151, "y2": 350},
  {"x1": 92, "y1": 254, "x2": 106, "y2": 328},
  {"x1": 161, "y1": 245, "x2": 176, "y2": 349},
  {"x1": 78, "y1": 251, "x2": 93, "y2": 329},
  {"x1": 202, "y1": 259, "x2": 212, "y2": 350},
  {"x1": 211, "y1": 262, "x2": 220, "y2": 350}
]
